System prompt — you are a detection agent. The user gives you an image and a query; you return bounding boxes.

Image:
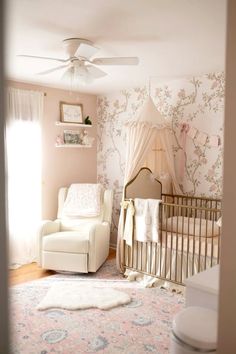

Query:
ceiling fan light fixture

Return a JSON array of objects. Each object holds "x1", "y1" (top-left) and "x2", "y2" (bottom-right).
[
  {"x1": 19, "y1": 37, "x2": 139, "y2": 86},
  {"x1": 61, "y1": 63, "x2": 94, "y2": 87},
  {"x1": 73, "y1": 61, "x2": 88, "y2": 77}
]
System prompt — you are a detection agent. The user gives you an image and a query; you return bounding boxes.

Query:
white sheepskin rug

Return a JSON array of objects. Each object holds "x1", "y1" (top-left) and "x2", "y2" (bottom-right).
[{"x1": 37, "y1": 282, "x2": 131, "y2": 311}]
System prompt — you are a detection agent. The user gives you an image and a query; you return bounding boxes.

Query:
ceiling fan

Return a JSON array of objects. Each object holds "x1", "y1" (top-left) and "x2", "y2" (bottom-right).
[{"x1": 18, "y1": 37, "x2": 139, "y2": 84}]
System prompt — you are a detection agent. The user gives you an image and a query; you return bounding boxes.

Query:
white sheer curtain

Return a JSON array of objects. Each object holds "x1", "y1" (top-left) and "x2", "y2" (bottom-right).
[{"x1": 6, "y1": 88, "x2": 44, "y2": 267}]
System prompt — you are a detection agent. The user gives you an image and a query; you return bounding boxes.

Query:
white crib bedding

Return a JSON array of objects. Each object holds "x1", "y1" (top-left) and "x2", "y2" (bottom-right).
[
  {"x1": 125, "y1": 234, "x2": 219, "y2": 285},
  {"x1": 124, "y1": 209, "x2": 220, "y2": 285},
  {"x1": 160, "y1": 231, "x2": 219, "y2": 259},
  {"x1": 162, "y1": 216, "x2": 220, "y2": 238}
]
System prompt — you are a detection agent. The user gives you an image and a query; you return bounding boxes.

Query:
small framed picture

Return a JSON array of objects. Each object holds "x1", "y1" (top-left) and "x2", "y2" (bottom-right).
[
  {"x1": 63, "y1": 130, "x2": 83, "y2": 145},
  {"x1": 60, "y1": 102, "x2": 83, "y2": 124}
]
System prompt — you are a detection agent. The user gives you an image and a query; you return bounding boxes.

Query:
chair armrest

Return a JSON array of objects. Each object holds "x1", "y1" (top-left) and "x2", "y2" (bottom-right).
[
  {"x1": 37, "y1": 220, "x2": 61, "y2": 266},
  {"x1": 39, "y1": 220, "x2": 61, "y2": 236},
  {"x1": 103, "y1": 189, "x2": 113, "y2": 224},
  {"x1": 88, "y1": 222, "x2": 111, "y2": 271}
]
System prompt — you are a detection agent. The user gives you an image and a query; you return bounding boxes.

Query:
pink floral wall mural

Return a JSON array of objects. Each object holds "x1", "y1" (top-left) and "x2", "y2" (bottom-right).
[{"x1": 97, "y1": 72, "x2": 224, "y2": 245}]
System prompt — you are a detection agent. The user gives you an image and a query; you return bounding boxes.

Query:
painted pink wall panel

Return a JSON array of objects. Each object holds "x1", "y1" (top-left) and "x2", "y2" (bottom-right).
[{"x1": 7, "y1": 80, "x2": 97, "y2": 220}]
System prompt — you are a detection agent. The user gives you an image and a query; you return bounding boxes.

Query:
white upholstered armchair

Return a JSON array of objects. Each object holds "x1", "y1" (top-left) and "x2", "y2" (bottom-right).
[{"x1": 37, "y1": 184, "x2": 113, "y2": 273}]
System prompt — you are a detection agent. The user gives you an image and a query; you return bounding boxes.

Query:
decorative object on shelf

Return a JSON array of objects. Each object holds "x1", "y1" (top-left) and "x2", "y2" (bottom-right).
[
  {"x1": 87, "y1": 136, "x2": 95, "y2": 146},
  {"x1": 60, "y1": 102, "x2": 83, "y2": 124},
  {"x1": 56, "y1": 135, "x2": 64, "y2": 145},
  {"x1": 61, "y1": 129, "x2": 94, "y2": 147},
  {"x1": 81, "y1": 130, "x2": 89, "y2": 145},
  {"x1": 63, "y1": 130, "x2": 83, "y2": 145},
  {"x1": 81, "y1": 130, "x2": 94, "y2": 146},
  {"x1": 85, "y1": 116, "x2": 92, "y2": 125}
]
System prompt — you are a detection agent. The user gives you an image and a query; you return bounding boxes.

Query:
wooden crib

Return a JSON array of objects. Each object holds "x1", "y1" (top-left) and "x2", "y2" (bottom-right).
[{"x1": 122, "y1": 168, "x2": 221, "y2": 286}]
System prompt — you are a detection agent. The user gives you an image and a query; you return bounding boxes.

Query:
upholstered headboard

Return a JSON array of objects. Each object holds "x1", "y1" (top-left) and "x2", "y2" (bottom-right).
[{"x1": 124, "y1": 167, "x2": 162, "y2": 199}]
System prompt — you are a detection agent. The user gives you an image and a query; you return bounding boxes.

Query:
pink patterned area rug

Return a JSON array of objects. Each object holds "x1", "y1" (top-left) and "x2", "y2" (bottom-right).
[{"x1": 10, "y1": 259, "x2": 184, "y2": 353}]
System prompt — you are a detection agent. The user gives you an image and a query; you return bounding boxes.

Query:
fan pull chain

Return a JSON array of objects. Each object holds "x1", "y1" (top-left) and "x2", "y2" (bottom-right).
[{"x1": 148, "y1": 77, "x2": 151, "y2": 97}]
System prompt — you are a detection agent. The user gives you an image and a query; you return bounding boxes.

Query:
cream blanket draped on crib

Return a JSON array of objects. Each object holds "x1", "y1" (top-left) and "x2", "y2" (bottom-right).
[
  {"x1": 122, "y1": 198, "x2": 161, "y2": 247},
  {"x1": 121, "y1": 197, "x2": 165, "y2": 288}
]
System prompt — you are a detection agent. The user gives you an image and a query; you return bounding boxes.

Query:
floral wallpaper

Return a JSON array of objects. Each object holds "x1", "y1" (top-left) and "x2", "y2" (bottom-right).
[{"x1": 97, "y1": 72, "x2": 225, "y2": 245}]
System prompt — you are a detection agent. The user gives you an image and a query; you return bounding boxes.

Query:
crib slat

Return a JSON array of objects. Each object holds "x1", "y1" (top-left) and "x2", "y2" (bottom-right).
[
  {"x1": 149, "y1": 241, "x2": 152, "y2": 275},
  {"x1": 180, "y1": 210, "x2": 184, "y2": 284},
  {"x1": 164, "y1": 204, "x2": 168, "y2": 279},
  {"x1": 186, "y1": 206, "x2": 190, "y2": 279},
  {"x1": 174, "y1": 204, "x2": 179, "y2": 282},
  {"x1": 204, "y1": 214, "x2": 207, "y2": 270},
  {"x1": 192, "y1": 207, "x2": 196, "y2": 277},
  {"x1": 198, "y1": 206, "x2": 202, "y2": 273},
  {"x1": 169, "y1": 204, "x2": 174, "y2": 281},
  {"x1": 159, "y1": 210, "x2": 163, "y2": 279}
]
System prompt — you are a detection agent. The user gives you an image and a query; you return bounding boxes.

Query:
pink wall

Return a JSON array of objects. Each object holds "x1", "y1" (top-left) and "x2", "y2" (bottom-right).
[{"x1": 7, "y1": 80, "x2": 97, "y2": 220}]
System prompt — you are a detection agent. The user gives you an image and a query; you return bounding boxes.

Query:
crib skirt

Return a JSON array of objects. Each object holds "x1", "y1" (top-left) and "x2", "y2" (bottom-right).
[{"x1": 123, "y1": 235, "x2": 220, "y2": 285}]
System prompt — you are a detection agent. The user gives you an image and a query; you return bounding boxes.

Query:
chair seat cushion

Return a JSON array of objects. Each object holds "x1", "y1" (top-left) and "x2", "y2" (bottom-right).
[{"x1": 43, "y1": 231, "x2": 89, "y2": 254}]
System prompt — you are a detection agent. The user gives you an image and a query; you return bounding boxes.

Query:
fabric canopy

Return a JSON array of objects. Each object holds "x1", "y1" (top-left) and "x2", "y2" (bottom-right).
[{"x1": 116, "y1": 96, "x2": 182, "y2": 271}]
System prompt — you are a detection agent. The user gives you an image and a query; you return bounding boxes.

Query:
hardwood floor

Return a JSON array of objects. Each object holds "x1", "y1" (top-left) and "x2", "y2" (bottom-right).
[{"x1": 9, "y1": 248, "x2": 116, "y2": 286}]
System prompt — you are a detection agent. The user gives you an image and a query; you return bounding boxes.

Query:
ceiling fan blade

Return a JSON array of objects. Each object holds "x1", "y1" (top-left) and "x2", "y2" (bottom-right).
[
  {"x1": 86, "y1": 65, "x2": 107, "y2": 79},
  {"x1": 75, "y1": 42, "x2": 99, "y2": 60},
  {"x1": 17, "y1": 54, "x2": 69, "y2": 63},
  {"x1": 37, "y1": 64, "x2": 68, "y2": 75},
  {"x1": 92, "y1": 57, "x2": 139, "y2": 66}
]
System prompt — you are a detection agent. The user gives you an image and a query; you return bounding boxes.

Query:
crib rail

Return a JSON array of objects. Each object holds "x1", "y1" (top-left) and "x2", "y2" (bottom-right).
[
  {"x1": 162, "y1": 194, "x2": 221, "y2": 218},
  {"x1": 122, "y1": 196, "x2": 221, "y2": 286}
]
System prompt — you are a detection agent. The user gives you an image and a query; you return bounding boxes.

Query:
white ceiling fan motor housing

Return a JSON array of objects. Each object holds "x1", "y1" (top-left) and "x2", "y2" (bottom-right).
[{"x1": 62, "y1": 38, "x2": 94, "y2": 58}]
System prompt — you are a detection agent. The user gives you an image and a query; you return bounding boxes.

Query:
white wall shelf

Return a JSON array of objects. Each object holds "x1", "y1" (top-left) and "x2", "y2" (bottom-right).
[
  {"x1": 55, "y1": 144, "x2": 92, "y2": 148},
  {"x1": 55, "y1": 121, "x2": 92, "y2": 128}
]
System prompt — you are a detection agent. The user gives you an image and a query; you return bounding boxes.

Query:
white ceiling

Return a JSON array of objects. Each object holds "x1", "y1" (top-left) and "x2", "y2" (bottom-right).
[{"x1": 5, "y1": 0, "x2": 227, "y2": 95}]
